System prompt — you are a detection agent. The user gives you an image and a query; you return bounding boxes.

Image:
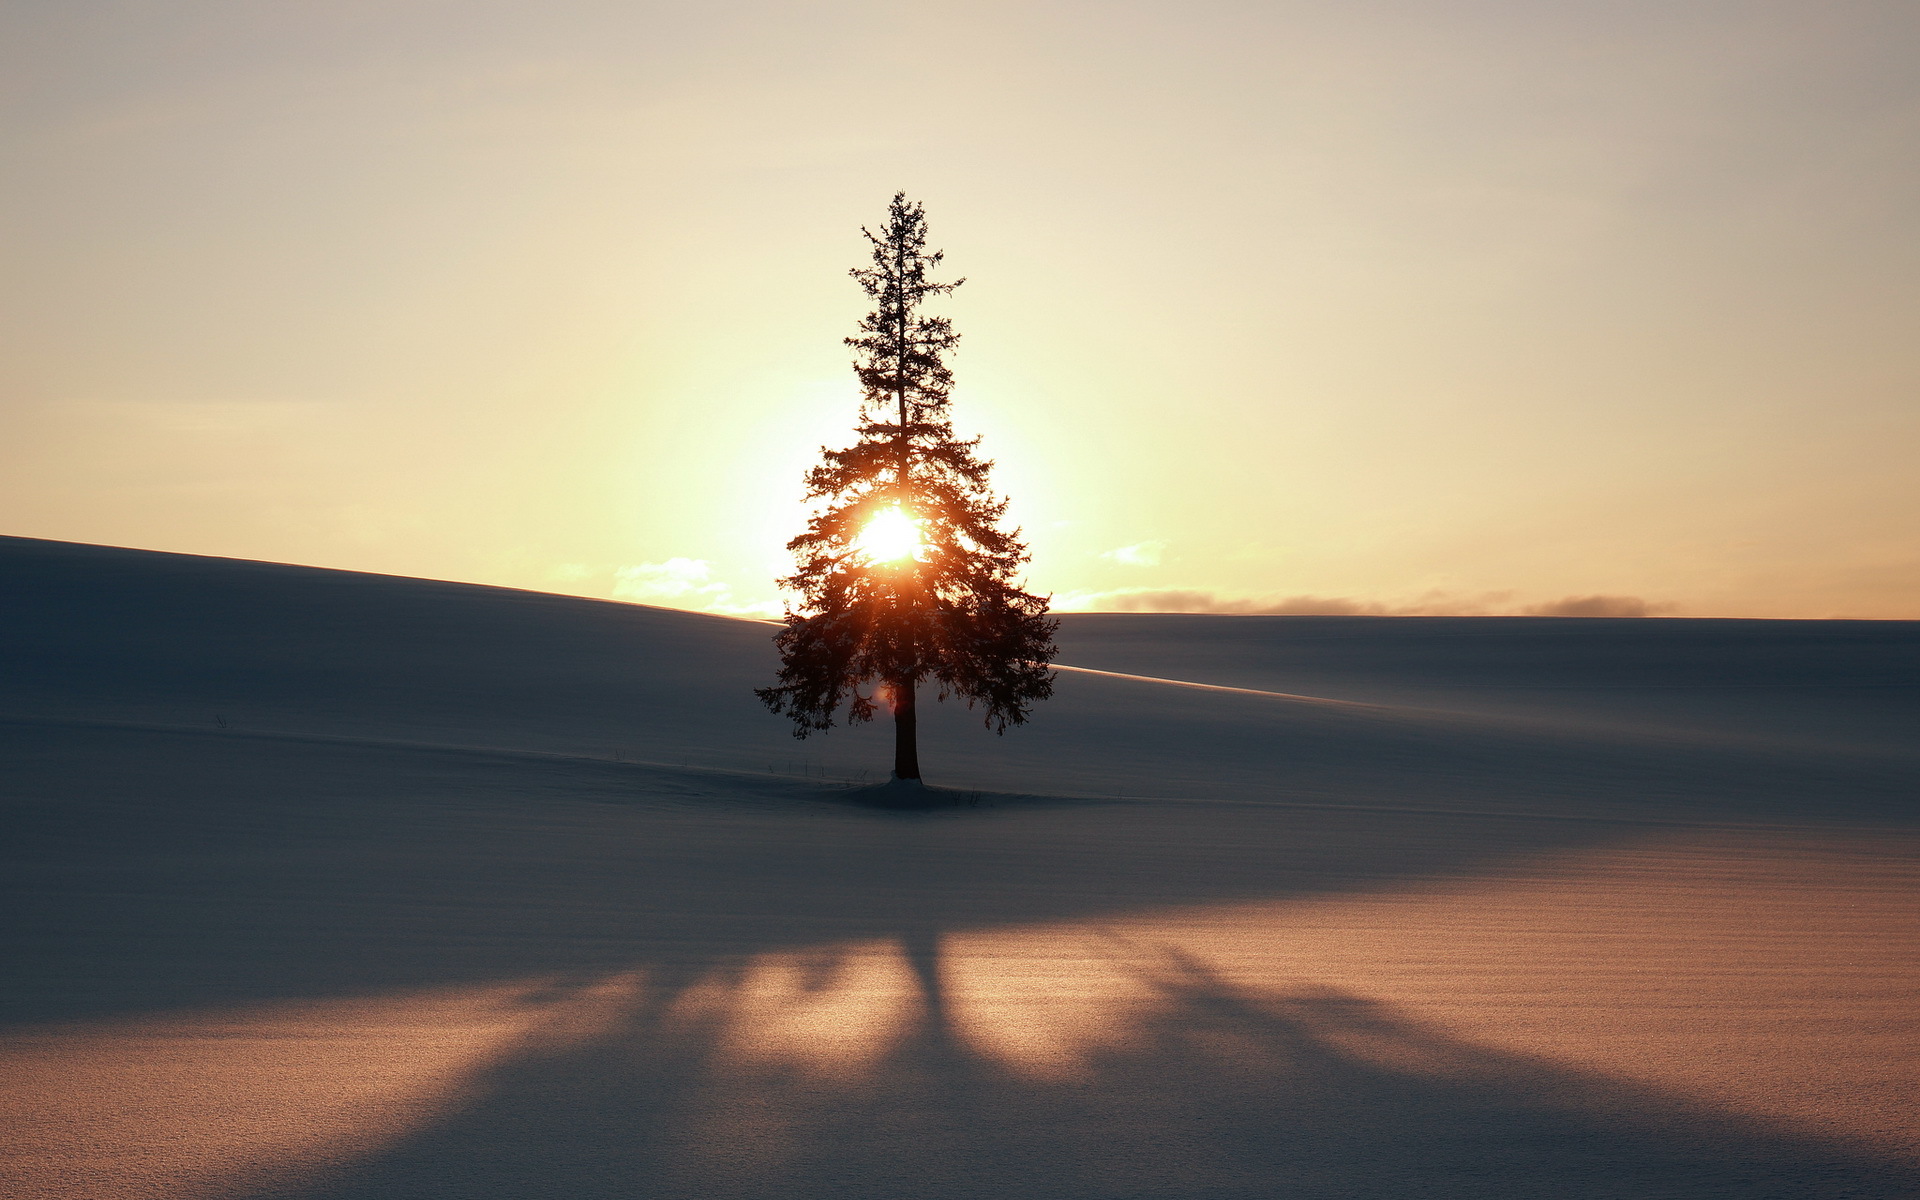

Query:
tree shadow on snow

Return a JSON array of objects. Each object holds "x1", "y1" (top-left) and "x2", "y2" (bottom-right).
[
  {"x1": 257, "y1": 931, "x2": 1918, "y2": 1200},
  {"x1": 4, "y1": 722, "x2": 1672, "y2": 1027}
]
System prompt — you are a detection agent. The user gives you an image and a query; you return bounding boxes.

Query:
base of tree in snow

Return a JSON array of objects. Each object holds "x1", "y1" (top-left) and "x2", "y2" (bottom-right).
[{"x1": 850, "y1": 774, "x2": 947, "y2": 809}]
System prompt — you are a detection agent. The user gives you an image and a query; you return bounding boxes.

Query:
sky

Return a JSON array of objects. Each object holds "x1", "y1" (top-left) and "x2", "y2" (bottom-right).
[{"x1": 3, "y1": 0, "x2": 1916, "y2": 619}]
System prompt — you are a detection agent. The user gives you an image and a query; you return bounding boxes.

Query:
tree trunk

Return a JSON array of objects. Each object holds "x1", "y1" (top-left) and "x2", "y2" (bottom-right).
[{"x1": 892, "y1": 678, "x2": 921, "y2": 780}]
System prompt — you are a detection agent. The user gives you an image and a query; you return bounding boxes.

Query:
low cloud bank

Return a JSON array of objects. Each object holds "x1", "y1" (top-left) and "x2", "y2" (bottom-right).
[
  {"x1": 1055, "y1": 587, "x2": 1675, "y2": 617},
  {"x1": 1522, "y1": 594, "x2": 1674, "y2": 617},
  {"x1": 610, "y1": 558, "x2": 781, "y2": 618}
]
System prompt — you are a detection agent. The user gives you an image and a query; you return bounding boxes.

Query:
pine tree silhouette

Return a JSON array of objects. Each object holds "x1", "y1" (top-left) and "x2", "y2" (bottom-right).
[{"x1": 757, "y1": 193, "x2": 1057, "y2": 782}]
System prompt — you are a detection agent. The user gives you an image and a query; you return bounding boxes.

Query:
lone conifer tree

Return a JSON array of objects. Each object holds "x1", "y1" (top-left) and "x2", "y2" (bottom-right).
[{"x1": 757, "y1": 193, "x2": 1057, "y2": 781}]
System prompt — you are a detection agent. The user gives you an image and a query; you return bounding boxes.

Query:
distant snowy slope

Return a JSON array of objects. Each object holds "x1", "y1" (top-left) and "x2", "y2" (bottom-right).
[
  {"x1": 3, "y1": 535, "x2": 1912, "y2": 816},
  {"x1": 1055, "y1": 612, "x2": 1920, "y2": 754},
  {"x1": 1, "y1": 535, "x2": 781, "y2": 767}
]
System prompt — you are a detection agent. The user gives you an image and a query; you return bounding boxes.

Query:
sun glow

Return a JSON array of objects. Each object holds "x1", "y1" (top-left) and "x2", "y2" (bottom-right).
[{"x1": 854, "y1": 506, "x2": 925, "y2": 563}]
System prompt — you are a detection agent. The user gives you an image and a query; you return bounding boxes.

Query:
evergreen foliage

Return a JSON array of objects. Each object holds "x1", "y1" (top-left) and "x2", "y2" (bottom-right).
[{"x1": 757, "y1": 193, "x2": 1057, "y2": 779}]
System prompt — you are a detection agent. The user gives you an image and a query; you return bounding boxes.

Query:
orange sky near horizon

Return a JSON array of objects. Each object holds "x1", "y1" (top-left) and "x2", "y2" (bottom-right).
[{"x1": 2, "y1": 0, "x2": 1916, "y2": 619}]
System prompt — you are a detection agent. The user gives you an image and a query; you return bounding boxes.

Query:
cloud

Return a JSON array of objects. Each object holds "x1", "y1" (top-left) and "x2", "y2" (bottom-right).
[
  {"x1": 612, "y1": 558, "x2": 780, "y2": 618},
  {"x1": 1053, "y1": 588, "x2": 1504, "y2": 616},
  {"x1": 1099, "y1": 540, "x2": 1167, "y2": 567},
  {"x1": 1054, "y1": 587, "x2": 1673, "y2": 618},
  {"x1": 1522, "y1": 594, "x2": 1675, "y2": 618},
  {"x1": 1056, "y1": 589, "x2": 1380, "y2": 615},
  {"x1": 614, "y1": 557, "x2": 720, "y2": 600}
]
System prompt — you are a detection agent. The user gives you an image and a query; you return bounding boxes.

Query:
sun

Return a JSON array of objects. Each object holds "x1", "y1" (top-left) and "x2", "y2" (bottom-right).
[{"x1": 854, "y1": 506, "x2": 925, "y2": 563}]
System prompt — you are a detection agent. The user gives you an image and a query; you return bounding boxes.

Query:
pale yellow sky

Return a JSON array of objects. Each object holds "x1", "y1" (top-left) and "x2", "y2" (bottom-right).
[{"x1": 3, "y1": 1, "x2": 1916, "y2": 618}]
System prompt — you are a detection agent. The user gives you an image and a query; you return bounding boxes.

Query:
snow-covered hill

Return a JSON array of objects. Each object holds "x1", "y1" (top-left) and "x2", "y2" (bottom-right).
[{"x1": 4, "y1": 536, "x2": 1916, "y2": 1199}]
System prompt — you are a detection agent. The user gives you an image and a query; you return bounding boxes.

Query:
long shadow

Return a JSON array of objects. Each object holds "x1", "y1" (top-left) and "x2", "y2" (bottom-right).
[
  {"x1": 258, "y1": 935, "x2": 1919, "y2": 1200},
  {"x1": 1, "y1": 719, "x2": 1712, "y2": 1026}
]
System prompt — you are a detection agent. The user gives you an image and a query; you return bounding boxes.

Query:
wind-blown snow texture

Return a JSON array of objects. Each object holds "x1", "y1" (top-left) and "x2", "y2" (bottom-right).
[{"x1": 3, "y1": 535, "x2": 1916, "y2": 1199}]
